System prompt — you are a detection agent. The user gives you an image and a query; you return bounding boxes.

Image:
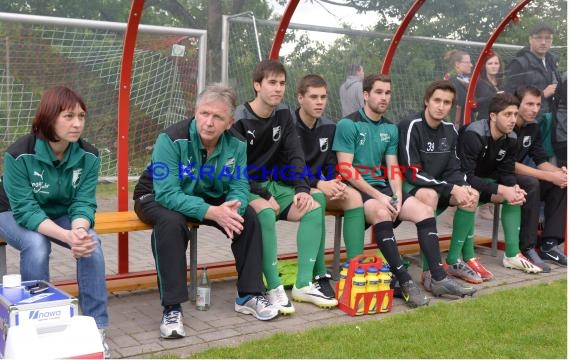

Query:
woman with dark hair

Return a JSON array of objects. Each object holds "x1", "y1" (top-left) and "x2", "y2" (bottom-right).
[
  {"x1": 0, "y1": 86, "x2": 109, "y2": 357},
  {"x1": 476, "y1": 54, "x2": 505, "y2": 120}
]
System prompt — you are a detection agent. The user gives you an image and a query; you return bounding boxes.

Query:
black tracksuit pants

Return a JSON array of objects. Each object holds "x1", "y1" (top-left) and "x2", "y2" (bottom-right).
[
  {"x1": 517, "y1": 174, "x2": 567, "y2": 251},
  {"x1": 134, "y1": 195, "x2": 264, "y2": 306}
]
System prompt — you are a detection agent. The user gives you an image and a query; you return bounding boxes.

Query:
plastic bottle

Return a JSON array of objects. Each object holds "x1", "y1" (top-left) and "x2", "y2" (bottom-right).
[
  {"x1": 350, "y1": 267, "x2": 366, "y2": 315},
  {"x1": 196, "y1": 267, "x2": 211, "y2": 311},
  {"x1": 337, "y1": 262, "x2": 350, "y2": 300},
  {"x1": 365, "y1": 266, "x2": 379, "y2": 314},
  {"x1": 390, "y1": 194, "x2": 398, "y2": 208},
  {"x1": 379, "y1": 265, "x2": 392, "y2": 312}
]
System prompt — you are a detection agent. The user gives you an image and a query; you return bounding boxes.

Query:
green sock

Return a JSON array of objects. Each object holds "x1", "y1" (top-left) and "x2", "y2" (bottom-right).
[
  {"x1": 447, "y1": 208, "x2": 475, "y2": 264},
  {"x1": 311, "y1": 192, "x2": 327, "y2": 277},
  {"x1": 501, "y1": 203, "x2": 521, "y2": 257},
  {"x1": 421, "y1": 252, "x2": 429, "y2": 271},
  {"x1": 343, "y1": 207, "x2": 365, "y2": 260},
  {"x1": 295, "y1": 207, "x2": 324, "y2": 288},
  {"x1": 462, "y1": 226, "x2": 475, "y2": 261},
  {"x1": 257, "y1": 208, "x2": 281, "y2": 290}
]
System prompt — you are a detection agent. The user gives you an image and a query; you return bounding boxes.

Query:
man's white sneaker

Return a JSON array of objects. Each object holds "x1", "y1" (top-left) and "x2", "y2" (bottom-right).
[
  {"x1": 235, "y1": 295, "x2": 279, "y2": 321},
  {"x1": 502, "y1": 253, "x2": 542, "y2": 274},
  {"x1": 160, "y1": 310, "x2": 185, "y2": 339},
  {"x1": 266, "y1": 285, "x2": 295, "y2": 315},
  {"x1": 292, "y1": 282, "x2": 338, "y2": 308}
]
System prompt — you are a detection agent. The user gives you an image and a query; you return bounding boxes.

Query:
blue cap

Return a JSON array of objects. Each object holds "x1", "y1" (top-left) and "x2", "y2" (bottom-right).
[
  {"x1": 355, "y1": 267, "x2": 365, "y2": 274},
  {"x1": 380, "y1": 265, "x2": 390, "y2": 272},
  {"x1": 367, "y1": 266, "x2": 378, "y2": 273}
]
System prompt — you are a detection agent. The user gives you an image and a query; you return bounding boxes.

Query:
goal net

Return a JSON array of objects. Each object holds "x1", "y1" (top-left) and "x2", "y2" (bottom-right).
[{"x1": 0, "y1": 14, "x2": 205, "y2": 177}]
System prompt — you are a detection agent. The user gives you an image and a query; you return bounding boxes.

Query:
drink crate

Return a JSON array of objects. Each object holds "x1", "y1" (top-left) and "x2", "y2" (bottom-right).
[{"x1": 336, "y1": 254, "x2": 393, "y2": 316}]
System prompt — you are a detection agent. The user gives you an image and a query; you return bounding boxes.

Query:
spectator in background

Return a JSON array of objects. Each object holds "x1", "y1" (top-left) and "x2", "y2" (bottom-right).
[
  {"x1": 444, "y1": 49, "x2": 473, "y2": 127},
  {"x1": 506, "y1": 23, "x2": 561, "y2": 119},
  {"x1": 476, "y1": 54, "x2": 505, "y2": 120},
  {"x1": 0, "y1": 86, "x2": 109, "y2": 357},
  {"x1": 507, "y1": 24, "x2": 564, "y2": 175},
  {"x1": 512, "y1": 85, "x2": 567, "y2": 271},
  {"x1": 339, "y1": 63, "x2": 364, "y2": 117}
]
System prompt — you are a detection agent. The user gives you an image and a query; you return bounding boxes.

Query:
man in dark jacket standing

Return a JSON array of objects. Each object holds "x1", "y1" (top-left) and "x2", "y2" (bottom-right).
[{"x1": 506, "y1": 23, "x2": 561, "y2": 117}]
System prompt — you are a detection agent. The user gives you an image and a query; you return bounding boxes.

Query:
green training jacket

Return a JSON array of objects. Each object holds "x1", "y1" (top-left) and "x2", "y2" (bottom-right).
[
  {"x1": 0, "y1": 134, "x2": 99, "y2": 231},
  {"x1": 133, "y1": 118, "x2": 249, "y2": 220}
]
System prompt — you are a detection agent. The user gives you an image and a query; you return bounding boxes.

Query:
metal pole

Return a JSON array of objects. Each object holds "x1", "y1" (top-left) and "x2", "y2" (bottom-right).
[
  {"x1": 269, "y1": 0, "x2": 300, "y2": 59},
  {"x1": 251, "y1": 14, "x2": 262, "y2": 62},
  {"x1": 4, "y1": 36, "x2": 11, "y2": 141},
  {"x1": 116, "y1": 0, "x2": 145, "y2": 274},
  {"x1": 221, "y1": 15, "x2": 229, "y2": 84}
]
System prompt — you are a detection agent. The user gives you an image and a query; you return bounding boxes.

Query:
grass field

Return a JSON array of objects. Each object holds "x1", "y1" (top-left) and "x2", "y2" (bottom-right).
[{"x1": 189, "y1": 279, "x2": 567, "y2": 359}]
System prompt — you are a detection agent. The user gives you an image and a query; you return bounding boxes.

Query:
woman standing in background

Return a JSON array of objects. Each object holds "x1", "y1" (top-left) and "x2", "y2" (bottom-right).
[
  {"x1": 444, "y1": 49, "x2": 473, "y2": 127},
  {"x1": 476, "y1": 54, "x2": 505, "y2": 120}
]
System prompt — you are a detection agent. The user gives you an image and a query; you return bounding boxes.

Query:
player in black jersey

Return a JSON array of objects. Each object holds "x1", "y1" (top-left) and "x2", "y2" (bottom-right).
[
  {"x1": 233, "y1": 60, "x2": 338, "y2": 313},
  {"x1": 513, "y1": 86, "x2": 567, "y2": 270},
  {"x1": 292, "y1": 74, "x2": 365, "y2": 261},
  {"x1": 458, "y1": 93, "x2": 541, "y2": 273},
  {"x1": 398, "y1": 80, "x2": 492, "y2": 290}
]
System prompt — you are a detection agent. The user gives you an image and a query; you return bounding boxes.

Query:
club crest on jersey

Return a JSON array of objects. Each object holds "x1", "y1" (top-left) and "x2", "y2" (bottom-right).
[
  {"x1": 225, "y1": 157, "x2": 236, "y2": 172},
  {"x1": 319, "y1": 138, "x2": 329, "y2": 152},
  {"x1": 272, "y1": 126, "x2": 281, "y2": 142},
  {"x1": 522, "y1": 136, "x2": 532, "y2": 148},
  {"x1": 496, "y1": 149, "x2": 506, "y2": 161},
  {"x1": 379, "y1": 133, "x2": 390, "y2": 142},
  {"x1": 72, "y1": 168, "x2": 83, "y2": 188},
  {"x1": 439, "y1": 137, "x2": 450, "y2": 151}
]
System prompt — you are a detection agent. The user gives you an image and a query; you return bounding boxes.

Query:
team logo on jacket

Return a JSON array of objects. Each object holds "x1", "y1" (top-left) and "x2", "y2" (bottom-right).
[
  {"x1": 225, "y1": 157, "x2": 236, "y2": 172},
  {"x1": 522, "y1": 136, "x2": 532, "y2": 148},
  {"x1": 31, "y1": 169, "x2": 49, "y2": 194},
  {"x1": 272, "y1": 126, "x2": 281, "y2": 142},
  {"x1": 496, "y1": 149, "x2": 506, "y2": 161},
  {"x1": 379, "y1": 133, "x2": 390, "y2": 142},
  {"x1": 247, "y1": 129, "x2": 256, "y2": 145},
  {"x1": 33, "y1": 170, "x2": 45, "y2": 181},
  {"x1": 72, "y1": 168, "x2": 83, "y2": 188},
  {"x1": 439, "y1": 138, "x2": 450, "y2": 151},
  {"x1": 319, "y1": 138, "x2": 329, "y2": 152}
]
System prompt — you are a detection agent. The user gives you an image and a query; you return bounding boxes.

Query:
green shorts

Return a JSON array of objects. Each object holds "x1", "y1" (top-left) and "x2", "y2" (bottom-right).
[{"x1": 248, "y1": 181, "x2": 295, "y2": 217}]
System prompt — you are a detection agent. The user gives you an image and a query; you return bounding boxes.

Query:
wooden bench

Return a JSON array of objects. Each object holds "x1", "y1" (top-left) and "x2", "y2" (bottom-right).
[
  {"x1": 0, "y1": 208, "x2": 503, "y2": 292},
  {"x1": 0, "y1": 212, "x2": 200, "y2": 300}
]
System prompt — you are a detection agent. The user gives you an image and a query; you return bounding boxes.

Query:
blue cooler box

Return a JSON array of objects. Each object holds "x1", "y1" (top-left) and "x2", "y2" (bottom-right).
[{"x1": 0, "y1": 280, "x2": 78, "y2": 358}]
